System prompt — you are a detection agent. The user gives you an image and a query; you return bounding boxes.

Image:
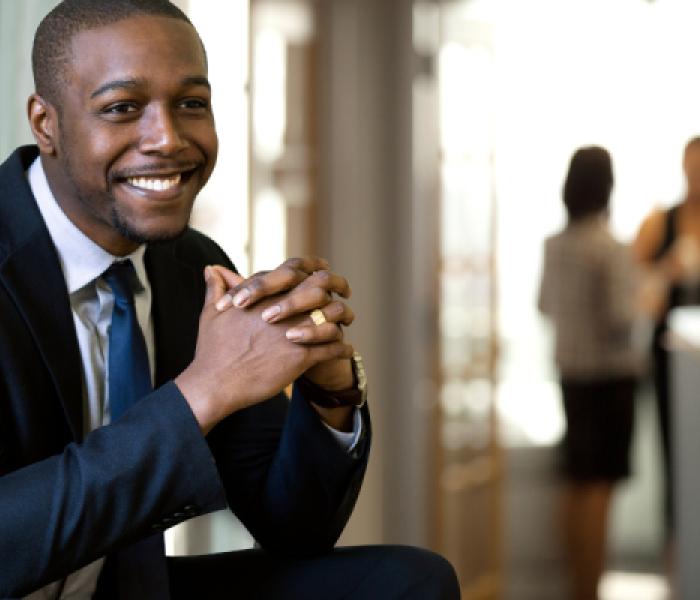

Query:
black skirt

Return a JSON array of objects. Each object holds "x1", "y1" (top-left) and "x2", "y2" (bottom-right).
[{"x1": 560, "y1": 377, "x2": 636, "y2": 482}]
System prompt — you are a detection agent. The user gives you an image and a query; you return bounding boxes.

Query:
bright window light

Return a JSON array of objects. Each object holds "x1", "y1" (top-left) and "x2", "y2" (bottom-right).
[
  {"x1": 439, "y1": 0, "x2": 700, "y2": 446},
  {"x1": 253, "y1": 29, "x2": 287, "y2": 163},
  {"x1": 253, "y1": 187, "x2": 286, "y2": 273},
  {"x1": 187, "y1": 0, "x2": 250, "y2": 274},
  {"x1": 599, "y1": 571, "x2": 669, "y2": 600}
]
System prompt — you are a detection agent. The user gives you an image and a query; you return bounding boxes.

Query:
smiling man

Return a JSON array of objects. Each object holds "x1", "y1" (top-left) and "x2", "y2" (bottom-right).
[{"x1": 0, "y1": 1, "x2": 459, "y2": 599}]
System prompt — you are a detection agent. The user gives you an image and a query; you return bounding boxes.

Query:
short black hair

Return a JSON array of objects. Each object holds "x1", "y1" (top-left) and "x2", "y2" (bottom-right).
[
  {"x1": 562, "y1": 146, "x2": 613, "y2": 221},
  {"x1": 32, "y1": 0, "x2": 198, "y2": 107}
]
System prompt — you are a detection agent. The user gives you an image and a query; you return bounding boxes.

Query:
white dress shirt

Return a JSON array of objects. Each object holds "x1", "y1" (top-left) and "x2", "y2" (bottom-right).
[{"x1": 23, "y1": 157, "x2": 361, "y2": 599}]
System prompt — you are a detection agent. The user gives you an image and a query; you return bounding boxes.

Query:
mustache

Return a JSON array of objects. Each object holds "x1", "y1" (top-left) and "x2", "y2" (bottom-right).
[{"x1": 110, "y1": 161, "x2": 201, "y2": 180}]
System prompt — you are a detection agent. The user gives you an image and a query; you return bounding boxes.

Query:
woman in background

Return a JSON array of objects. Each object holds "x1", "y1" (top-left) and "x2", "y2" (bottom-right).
[
  {"x1": 539, "y1": 146, "x2": 640, "y2": 600},
  {"x1": 632, "y1": 136, "x2": 700, "y2": 549}
]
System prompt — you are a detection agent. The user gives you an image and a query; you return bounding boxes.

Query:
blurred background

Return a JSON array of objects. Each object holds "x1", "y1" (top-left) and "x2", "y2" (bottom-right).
[{"x1": 6, "y1": 0, "x2": 700, "y2": 598}]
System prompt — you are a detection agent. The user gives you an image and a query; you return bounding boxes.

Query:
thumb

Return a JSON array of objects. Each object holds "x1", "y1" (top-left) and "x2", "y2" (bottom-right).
[
  {"x1": 204, "y1": 265, "x2": 227, "y2": 306},
  {"x1": 207, "y1": 265, "x2": 245, "y2": 312},
  {"x1": 210, "y1": 264, "x2": 246, "y2": 290}
]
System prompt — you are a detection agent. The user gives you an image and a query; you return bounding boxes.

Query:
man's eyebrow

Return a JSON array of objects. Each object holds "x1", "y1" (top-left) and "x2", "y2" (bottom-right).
[
  {"x1": 90, "y1": 79, "x2": 143, "y2": 99},
  {"x1": 182, "y1": 76, "x2": 211, "y2": 90},
  {"x1": 90, "y1": 76, "x2": 211, "y2": 99}
]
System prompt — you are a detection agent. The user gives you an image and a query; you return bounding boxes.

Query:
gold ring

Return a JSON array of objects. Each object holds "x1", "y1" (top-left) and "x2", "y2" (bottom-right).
[{"x1": 310, "y1": 309, "x2": 327, "y2": 326}]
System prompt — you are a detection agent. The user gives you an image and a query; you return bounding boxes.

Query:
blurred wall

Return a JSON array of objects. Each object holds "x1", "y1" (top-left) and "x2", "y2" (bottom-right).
[
  {"x1": 0, "y1": 0, "x2": 60, "y2": 161},
  {"x1": 317, "y1": 0, "x2": 441, "y2": 549}
]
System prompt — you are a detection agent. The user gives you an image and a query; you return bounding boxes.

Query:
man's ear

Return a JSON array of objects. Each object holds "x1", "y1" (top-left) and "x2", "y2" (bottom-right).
[{"x1": 27, "y1": 93, "x2": 59, "y2": 156}]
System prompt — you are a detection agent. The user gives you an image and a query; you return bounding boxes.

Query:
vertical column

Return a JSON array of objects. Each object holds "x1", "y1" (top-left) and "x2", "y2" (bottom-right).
[{"x1": 317, "y1": 0, "x2": 438, "y2": 548}]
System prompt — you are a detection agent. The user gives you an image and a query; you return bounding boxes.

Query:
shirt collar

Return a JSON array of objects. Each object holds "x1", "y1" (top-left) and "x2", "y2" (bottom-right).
[{"x1": 27, "y1": 157, "x2": 147, "y2": 295}]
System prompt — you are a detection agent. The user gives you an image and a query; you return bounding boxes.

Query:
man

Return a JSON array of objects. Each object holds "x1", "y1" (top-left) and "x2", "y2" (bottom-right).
[{"x1": 0, "y1": 0, "x2": 459, "y2": 598}]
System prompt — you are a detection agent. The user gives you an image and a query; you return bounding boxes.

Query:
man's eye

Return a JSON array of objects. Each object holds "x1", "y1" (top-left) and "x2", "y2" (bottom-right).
[
  {"x1": 104, "y1": 103, "x2": 138, "y2": 114},
  {"x1": 180, "y1": 98, "x2": 208, "y2": 110}
]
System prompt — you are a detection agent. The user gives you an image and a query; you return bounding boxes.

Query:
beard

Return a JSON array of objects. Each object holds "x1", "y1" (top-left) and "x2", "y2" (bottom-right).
[
  {"x1": 59, "y1": 149, "x2": 191, "y2": 246},
  {"x1": 109, "y1": 203, "x2": 188, "y2": 245}
]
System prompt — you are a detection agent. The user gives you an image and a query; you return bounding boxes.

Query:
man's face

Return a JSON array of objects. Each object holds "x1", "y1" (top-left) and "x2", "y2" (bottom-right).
[
  {"x1": 44, "y1": 15, "x2": 218, "y2": 254},
  {"x1": 684, "y1": 144, "x2": 700, "y2": 204}
]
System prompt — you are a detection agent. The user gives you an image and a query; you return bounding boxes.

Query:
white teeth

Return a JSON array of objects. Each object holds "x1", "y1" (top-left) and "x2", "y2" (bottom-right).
[{"x1": 126, "y1": 174, "x2": 182, "y2": 191}]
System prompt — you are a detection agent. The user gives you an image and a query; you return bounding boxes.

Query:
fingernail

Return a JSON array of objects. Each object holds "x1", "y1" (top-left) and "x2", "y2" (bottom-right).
[
  {"x1": 262, "y1": 305, "x2": 281, "y2": 322},
  {"x1": 233, "y1": 289, "x2": 251, "y2": 307},
  {"x1": 204, "y1": 265, "x2": 213, "y2": 282},
  {"x1": 286, "y1": 328, "x2": 305, "y2": 341},
  {"x1": 216, "y1": 294, "x2": 233, "y2": 311}
]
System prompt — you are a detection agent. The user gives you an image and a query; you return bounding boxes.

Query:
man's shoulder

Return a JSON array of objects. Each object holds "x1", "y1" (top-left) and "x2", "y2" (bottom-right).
[
  {"x1": 0, "y1": 146, "x2": 44, "y2": 259},
  {"x1": 0, "y1": 146, "x2": 38, "y2": 173}
]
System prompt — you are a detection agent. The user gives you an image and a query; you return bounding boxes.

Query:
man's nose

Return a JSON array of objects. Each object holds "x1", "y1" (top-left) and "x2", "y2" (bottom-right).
[{"x1": 139, "y1": 105, "x2": 188, "y2": 156}]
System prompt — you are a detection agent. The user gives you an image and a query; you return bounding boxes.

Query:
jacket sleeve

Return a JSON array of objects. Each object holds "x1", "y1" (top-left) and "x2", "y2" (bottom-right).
[
  {"x1": 0, "y1": 382, "x2": 227, "y2": 597},
  {"x1": 207, "y1": 385, "x2": 371, "y2": 557}
]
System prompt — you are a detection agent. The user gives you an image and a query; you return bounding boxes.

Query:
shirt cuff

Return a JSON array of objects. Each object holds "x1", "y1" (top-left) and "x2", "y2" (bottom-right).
[{"x1": 322, "y1": 408, "x2": 363, "y2": 453}]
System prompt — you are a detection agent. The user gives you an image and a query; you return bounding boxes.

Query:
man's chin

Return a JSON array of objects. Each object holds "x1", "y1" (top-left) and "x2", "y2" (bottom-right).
[{"x1": 111, "y1": 216, "x2": 189, "y2": 246}]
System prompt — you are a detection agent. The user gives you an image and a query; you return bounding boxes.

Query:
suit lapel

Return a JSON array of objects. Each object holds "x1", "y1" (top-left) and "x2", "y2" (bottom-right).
[
  {"x1": 0, "y1": 147, "x2": 84, "y2": 440},
  {"x1": 146, "y1": 243, "x2": 203, "y2": 387}
]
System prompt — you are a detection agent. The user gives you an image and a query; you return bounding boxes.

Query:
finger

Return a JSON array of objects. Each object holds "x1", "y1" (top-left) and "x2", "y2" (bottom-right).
[
  {"x1": 306, "y1": 341, "x2": 355, "y2": 363},
  {"x1": 263, "y1": 295, "x2": 355, "y2": 325},
  {"x1": 315, "y1": 301, "x2": 355, "y2": 327},
  {"x1": 286, "y1": 323, "x2": 343, "y2": 344},
  {"x1": 211, "y1": 265, "x2": 246, "y2": 290},
  {"x1": 260, "y1": 286, "x2": 331, "y2": 323},
  {"x1": 259, "y1": 276, "x2": 352, "y2": 323},
  {"x1": 283, "y1": 256, "x2": 331, "y2": 274},
  {"x1": 226, "y1": 265, "x2": 309, "y2": 309},
  {"x1": 204, "y1": 265, "x2": 228, "y2": 307},
  {"x1": 297, "y1": 270, "x2": 351, "y2": 299},
  {"x1": 210, "y1": 266, "x2": 246, "y2": 312}
]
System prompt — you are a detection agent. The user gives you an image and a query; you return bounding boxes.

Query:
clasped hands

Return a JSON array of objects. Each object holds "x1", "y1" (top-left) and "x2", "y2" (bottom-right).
[{"x1": 175, "y1": 257, "x2": 356, "y2": 435}]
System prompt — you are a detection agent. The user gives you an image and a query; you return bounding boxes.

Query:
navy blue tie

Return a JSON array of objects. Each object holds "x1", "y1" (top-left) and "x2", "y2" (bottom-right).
[
  {"x1": 103, "y1": 260, "x2": 152, "y2": 421},
  {"x1": 100, "y1": 260, "x2": 170, "y2": 598}
]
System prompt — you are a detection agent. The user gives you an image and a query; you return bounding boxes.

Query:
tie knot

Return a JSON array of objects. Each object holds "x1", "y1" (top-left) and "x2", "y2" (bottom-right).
[{"x1": 103, "y1": 260, "x2": 141, "y2": 305}]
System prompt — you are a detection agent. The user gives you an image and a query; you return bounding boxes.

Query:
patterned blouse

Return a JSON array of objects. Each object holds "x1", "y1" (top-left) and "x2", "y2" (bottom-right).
[{"x1": 538, "y1": 215, "x2": 641, "y2": 380}]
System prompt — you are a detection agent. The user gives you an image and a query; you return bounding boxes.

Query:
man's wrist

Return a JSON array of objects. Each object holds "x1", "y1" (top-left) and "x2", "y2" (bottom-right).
[
  {"x1": 305, "y1": 358, "x2": 354, "y2": 392},
  {"x1": 311, "y1": 403, "x2": 354, "y2": 432},
  {"x1": 174, "y1": 369, "x2": 223, "y2": 435},
  {"x1": 296, "y1": 371, "x2": 363, "y2": 409},
  {"x1": 299, "y1": 352, "x2": 367, "y2": 409}
]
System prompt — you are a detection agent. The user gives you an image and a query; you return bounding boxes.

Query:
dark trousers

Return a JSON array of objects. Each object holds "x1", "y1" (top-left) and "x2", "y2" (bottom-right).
[
  {"x1": 167, "y1": 545, "x2": 460, "y2": 599},
  {"x1": 653, "y1": 342, "x2": 674, "y2": 535}
]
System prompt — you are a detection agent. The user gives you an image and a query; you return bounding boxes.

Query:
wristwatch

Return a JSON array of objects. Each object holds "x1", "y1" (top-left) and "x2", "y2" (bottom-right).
[{"x1": 298, "y1": 352, "x2": 367, "y2": 409}]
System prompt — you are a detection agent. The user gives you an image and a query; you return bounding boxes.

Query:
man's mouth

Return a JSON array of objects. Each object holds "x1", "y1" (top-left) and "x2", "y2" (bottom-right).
[
  {"x1": 126, "y1": 174, "x2": 182, "y2": 192},
  {"x1": 117, "y1": 166, "x2": 199, "y2": 196}
]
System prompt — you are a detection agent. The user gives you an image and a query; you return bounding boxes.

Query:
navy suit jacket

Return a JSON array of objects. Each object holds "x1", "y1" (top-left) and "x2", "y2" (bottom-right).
[{"x1": 0, "y1": 146, "x2": 370, "y2": 598}]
